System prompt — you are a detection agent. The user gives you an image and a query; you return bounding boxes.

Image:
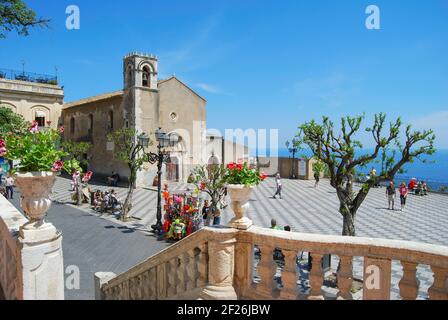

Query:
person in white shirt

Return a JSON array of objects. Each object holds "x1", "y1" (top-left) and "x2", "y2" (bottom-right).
[
  {"x1": 5, "y1": 173, "x2": 14, "y2": 199},
  {"x1": 273, "y1": 173, "x2": 282, "y2": 199},
  {"x1": 0, "y1": 166, "x2": 4, "y2": 185}
]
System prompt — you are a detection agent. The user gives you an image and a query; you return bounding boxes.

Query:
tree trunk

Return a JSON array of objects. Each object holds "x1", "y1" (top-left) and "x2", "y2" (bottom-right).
[
  {"x1": 122, "y1": 168, "x2": 136, "y2": 221},
  {"x1": 122, "y1": 182, "x2": 134, "y2": 221},
  {"x1": 342, "y1": 211, "x2": 356, "y2": 236}
]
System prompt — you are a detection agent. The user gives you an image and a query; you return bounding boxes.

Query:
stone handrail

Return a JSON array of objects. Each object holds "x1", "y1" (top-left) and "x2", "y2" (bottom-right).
[
  {"x1": 97, "y1": 228, "x2": 214, "y2": 300},
  {"x1": 0, "y1": 194, "x2": 27, "y2": 299},
  {"x1": 97, "y1": 226, "x2": 448, "y2": 300},
  {"x1": 0, "y1": 195, "x2": 64, "y2": 300}
]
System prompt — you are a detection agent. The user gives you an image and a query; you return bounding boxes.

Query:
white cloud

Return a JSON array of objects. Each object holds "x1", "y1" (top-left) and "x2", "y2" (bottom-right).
[{"x1": 193, "y1": 83, "x2": 220, "y2": 94}]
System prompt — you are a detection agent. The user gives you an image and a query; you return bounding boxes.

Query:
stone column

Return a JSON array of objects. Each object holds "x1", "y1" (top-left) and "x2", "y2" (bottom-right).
[
  {"x1": 200, "y1": 230, "x2": 238, "y2": 300},
  {"x1": 18, "y1": 222, "x2": 64, "y2": 300},
  {"x1": 94, "y1": 272, "x2": 117, "y2": 300},
  {"x1": 363, "y1": 257, "x2": 391, "y2": 300}
]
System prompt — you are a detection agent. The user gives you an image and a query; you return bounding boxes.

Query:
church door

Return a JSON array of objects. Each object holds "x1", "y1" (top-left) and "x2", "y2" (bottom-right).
[{"x1": 166, "y1": 157, "x2": 179, "y2": 181}]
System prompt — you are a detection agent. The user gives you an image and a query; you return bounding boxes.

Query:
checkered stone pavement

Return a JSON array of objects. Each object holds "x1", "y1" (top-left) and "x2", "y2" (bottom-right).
[{"x1": 50, "y1": 176, "x2": 448, "y2": 299}]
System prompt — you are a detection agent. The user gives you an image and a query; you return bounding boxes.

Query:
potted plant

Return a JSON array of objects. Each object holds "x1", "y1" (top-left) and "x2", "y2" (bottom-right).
[
  {"x1": 2, "y1": 122, "x2": 73, "y2": 228},
  {"x1": 223, "y1": 162, "x2": 267, "y2": 230}
]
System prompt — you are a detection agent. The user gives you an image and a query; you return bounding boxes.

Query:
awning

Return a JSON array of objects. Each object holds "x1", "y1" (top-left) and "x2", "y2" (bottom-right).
[{"x1": 35, "y1": 110, "x2": 46, "y2": 118}]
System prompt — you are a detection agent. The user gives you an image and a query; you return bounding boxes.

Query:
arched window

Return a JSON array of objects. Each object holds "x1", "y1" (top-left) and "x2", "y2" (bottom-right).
[
  {"x1": 70, "y1": 117, "x2": 75, "y2": 134},
  {"x1": 109, "y1": 110, "x2": 114, "y2": 130},
  {"x1": 142, "y1": 66, "x2": 150, "y2": 87},
  {"x1": 35, "y1": 110, "x2": 46, "y2": 127}
]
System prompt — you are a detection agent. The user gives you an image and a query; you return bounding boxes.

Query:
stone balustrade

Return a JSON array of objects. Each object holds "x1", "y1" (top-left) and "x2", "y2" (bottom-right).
[
  {"x1": 97, "y1": 225, "x2": 448, "y2": 300},
  {"x1": 0, "y1": 195, "x2": 64, "y2": 300}
]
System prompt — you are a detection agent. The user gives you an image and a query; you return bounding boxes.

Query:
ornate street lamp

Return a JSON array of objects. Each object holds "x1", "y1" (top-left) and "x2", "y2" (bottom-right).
[
  {"x1": 286, "y1": 138, "x2": 300, "y2": 179},
  {"x1": 140, "y1": 127, "x2": 179, "y2": 233}
]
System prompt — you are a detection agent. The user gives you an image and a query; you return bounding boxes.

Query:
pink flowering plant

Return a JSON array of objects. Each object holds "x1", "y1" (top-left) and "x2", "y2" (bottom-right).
[
  {"x1": 3, "y1": 121, "x2": 72, "y2": 173},
  {"x1": 223, "y1": 162, "x2": 267, "y2": 186}
]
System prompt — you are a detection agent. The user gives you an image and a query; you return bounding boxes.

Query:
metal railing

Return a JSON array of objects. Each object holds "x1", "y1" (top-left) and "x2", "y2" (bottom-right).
[{"x1": 0, "y1": 68, "x2": 58, "y2": 85}]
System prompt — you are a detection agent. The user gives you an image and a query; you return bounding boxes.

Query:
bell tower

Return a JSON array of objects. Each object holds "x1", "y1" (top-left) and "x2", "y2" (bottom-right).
[
  {"x1": 122, "y1": 52, "x2": 161, "y2": 187},
  {"x1": 123, "y1": 52, "x2": 158, "y2": 90}
]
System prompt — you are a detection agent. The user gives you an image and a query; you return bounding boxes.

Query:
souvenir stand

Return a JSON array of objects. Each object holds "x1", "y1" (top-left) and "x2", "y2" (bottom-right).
[{"x1": 162, "y1": 187, "x2": 204, "y2": 241}]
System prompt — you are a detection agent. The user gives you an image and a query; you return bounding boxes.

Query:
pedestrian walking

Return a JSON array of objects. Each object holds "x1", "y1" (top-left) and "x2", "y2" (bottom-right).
[
  {"x1": 386, "y1": 181, "x2": 396, "y2": 210},
  {"x1": 5, "y1": 173, "x2": 14, "y2": 200},
  {"x1": 399, "y1": 182, "x2": 408, "y2": 211},
  {"x1": 314, "y1": 171, "x2": 320, "y2": 188},
  {"x1": 273, "y1": 173, "x2": 282, "y2": 199}
]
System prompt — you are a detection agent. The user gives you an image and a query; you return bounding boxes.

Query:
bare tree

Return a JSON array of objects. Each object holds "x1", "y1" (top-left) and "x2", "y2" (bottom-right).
[
  {"x1": 297, "y1": 113, "x2": 435, "y2": 236},
  {"x1": 108, "y1": 128, "x2": 151, "y2": 221}
]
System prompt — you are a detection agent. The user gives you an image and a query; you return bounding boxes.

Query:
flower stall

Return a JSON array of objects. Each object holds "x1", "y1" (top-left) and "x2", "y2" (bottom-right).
[{"x1": 162, "y1": 187, "x2": 203, "y2": 241}]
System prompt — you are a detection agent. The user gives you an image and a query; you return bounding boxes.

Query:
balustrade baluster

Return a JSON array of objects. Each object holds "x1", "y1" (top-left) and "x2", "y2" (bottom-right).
[
  {"x1": 399, "y1": 262, "x2": 419, "y2": 300},
  {"x1": 156, "y1": 263, "x2": 167, "y2": 299},
  {"x1": 185, "y1": 250, "x2": 196, "y2": 291},
  {"x1": 234, "y1": 240, "x2": 253, "y2": 298},
  {"x1": 257, "y1": 245, "x2": 277, "y2": 298},
  {"x1": 308, "y1": 253, "x2": 324, "y2": 300},
  {"x1": 280, "y1": 249, "x2": 298, "y2": 299},
  {"x1": 196, "y1": 244, "x2": 208, "y2": 287},
  {"x1": 166, "y1": 259, "x2": 177, "y2": 297},
  {"x1": 148, "y1": 268, "x2": 157, "y2": 299},
  {"x1": 176, "y1": 256, "x2": 186, "y2": 294},
  {"x1": 429, "y1": 266, "x2": 448, "y2": 300},
  {"x1": 337, "y1": 255, "x2": 353, "y2": 300}
]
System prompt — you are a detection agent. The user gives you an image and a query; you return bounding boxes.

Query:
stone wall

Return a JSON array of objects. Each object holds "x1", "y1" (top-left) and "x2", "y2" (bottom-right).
[
  {"x1": 62, "y1": 93, "x2": 130, "y2": 179},
  {"x1": 257, "y1": 157, "x2": 318, "y2": 180},
  {"x1": 0, "y1": 78, "x2": 64, "y2": 128}
]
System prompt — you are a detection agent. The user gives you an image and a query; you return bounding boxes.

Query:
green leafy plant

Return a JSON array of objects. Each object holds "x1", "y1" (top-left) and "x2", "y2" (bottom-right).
[
  {"x1": 0, "y1": 105, "x2": 29, "y2": 137},
  {"x1": 223, "y1": 162, "x2": 267, "y2": 186},
  {"x1": 312, "y1": 158, "x2": 326, "y2": 177},
  {"x1": 107, "y1": 127, "x2": 151, "y2": 220},
  {"x1": 191, "y1": 164, "x2": 227, "y2": 214},
  {"x1": 3, "y1": 122, "x2": 69, "y2": 173},
  {"x1": 0, "y1": 0, "x2": 50, "y2": 38},
  {"x1": 61, "y1": 140, "x2": 92, "y2": 173}
]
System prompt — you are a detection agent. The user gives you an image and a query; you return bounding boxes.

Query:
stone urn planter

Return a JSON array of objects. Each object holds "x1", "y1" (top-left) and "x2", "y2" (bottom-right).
[
  {"x1": 14, "y1": 171, "x2": 56, "y2": 228},
  {"x1": 227, "y1": 184, "x2": 254, "y2": 230}
]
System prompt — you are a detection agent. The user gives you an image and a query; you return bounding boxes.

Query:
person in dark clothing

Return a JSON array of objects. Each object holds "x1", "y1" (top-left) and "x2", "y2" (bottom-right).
[
  {"x1": 202, "y1": 200, "x2": 211, "y2": 226},
  {"x1": 386, "y1": 181, "x2": 396, "y2": 210}
]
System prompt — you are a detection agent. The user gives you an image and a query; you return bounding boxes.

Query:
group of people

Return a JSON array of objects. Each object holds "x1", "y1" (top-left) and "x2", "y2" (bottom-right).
[
  {"x1": 107, "y1": 172, "x2": 120, "y2": 187},
  {"x1": 385, "y1": 178, "x2": 429, "y2": 212},
  {"x1": 201, "y1": 200, "x2": 222, "y2": 226},
  {"x1": 408, "y1": 178, "x2": 428, "y2": 196},
  {"x1": 92, "y1": 189, "x2": 121, "y2": 213}
]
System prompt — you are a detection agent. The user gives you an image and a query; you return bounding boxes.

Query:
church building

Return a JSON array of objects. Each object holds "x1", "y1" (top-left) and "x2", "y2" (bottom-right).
[{"x1": 61, "y1": 52, "x2": 249, "y2": 186}]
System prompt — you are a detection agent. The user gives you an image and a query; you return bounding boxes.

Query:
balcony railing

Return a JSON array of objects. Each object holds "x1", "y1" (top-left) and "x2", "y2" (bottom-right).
[
  {"x1": 96, "y1": 226, "x2": 448, "y2": 300},
  {"x1": 0, "y1": 68, "x2": 58, "y2": 85}
]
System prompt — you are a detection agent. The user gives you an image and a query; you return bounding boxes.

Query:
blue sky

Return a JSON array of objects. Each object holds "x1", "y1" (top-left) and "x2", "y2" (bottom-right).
[{"x1": 1, "y1": 0, "x2": 447, "y2": 148}]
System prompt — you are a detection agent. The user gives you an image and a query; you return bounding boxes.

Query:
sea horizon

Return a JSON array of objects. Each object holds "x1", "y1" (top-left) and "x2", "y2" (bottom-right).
[{"x1": 253, "y1": 148, "x2": 448, "y2": 188}]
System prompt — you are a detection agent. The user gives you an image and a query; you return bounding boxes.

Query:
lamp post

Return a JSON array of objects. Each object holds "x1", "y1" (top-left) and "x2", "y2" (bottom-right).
[
  {"x1": 286, "y1": 138, "x2": 299, "y2": 179},
  {"x1": 138, "y1": 128, "x2": 179, "y2": 233}
]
